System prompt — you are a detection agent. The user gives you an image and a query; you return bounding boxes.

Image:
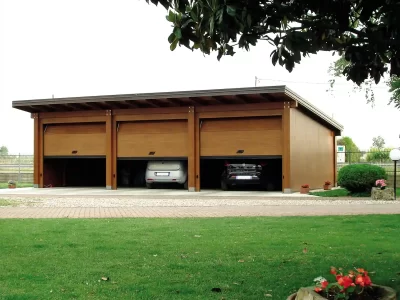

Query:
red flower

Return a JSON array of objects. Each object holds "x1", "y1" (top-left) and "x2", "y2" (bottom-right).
[
  {"x1": 321, "y1": 281, "x2": 329, "y2": 288},
  {"x1": 338, "y1": 276, "x2": 353, "y2": 289},
  {"x1": 315, "y1": 287, "x2": 322, "y2": 292},
  {"x1": 330, "y1": 267, "x2": 337, "y2": 275},
  {"x1": 364, "y1": 275, "x2": 372, "y2": 286}
]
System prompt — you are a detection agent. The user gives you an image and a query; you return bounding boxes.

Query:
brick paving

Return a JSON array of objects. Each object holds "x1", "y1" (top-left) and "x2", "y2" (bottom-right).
[{"x1": 1, "y1": 203, "x2": 400, "y2": 219}]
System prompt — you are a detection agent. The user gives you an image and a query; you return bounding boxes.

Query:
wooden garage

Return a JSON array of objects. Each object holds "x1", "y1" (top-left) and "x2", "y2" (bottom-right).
[
  {"x1": 117, "y1": 120, "x2": 188, "y2": 158},
  {"x1": 200, "y1": 117, "x2": 282, "y2": 157},
  {"x1": 44, "y1": 123, "x2": 106, "y2": 157},
  {"x1": 12, "y1": 85, "x2": 343, "y2": 193}
]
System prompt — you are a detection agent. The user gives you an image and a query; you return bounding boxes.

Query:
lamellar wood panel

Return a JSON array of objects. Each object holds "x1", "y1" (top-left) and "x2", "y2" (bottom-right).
[
  {"x1": 44, "y1": 123, "x2": 106, "y2": 156},
  {"x1": 117, "y1": 120, "x2": 188, "y2": 157},
  {"x1": 200, "y1": 117, "x2": 282, "y2": 156}
]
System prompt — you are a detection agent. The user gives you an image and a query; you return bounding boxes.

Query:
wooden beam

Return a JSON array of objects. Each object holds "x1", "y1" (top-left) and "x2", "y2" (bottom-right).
[
  {"x1": 113, "y1": 107, "x2": 188, "y2": 115},
  {"x1": 33, "y1": 114, "x2": 40, "y2": 188},
  {"x1": 106, "y1": 110, "x2": 113, "y2": 190},
  {"x1": 196, "y1": 102, "x2": 284, "y2": 113},
  {"x1": 39, "y1": 119, "x2": 44, "y2": 188},
  {"x1": 198, "y1": 109, "x2": 283, "y2": 119},
  {"x1": 188, "y1": 106, "x2": 196, "y2": 192},
  {"x1": 115, "y1": 113, "x2": 188, "y2": 122},
  {"x1": 333, "y1": 132, "x2": 337, "y2": 187},
  {"x1": 143, "y1": 100, "x2": 159, "y2": 108},
  {"x1": 42, "y1": 116, "x2": 107, "y2": 124},
  {"x1": 112, "y1": 117, "x2": 118, "y2": 190},
  {"x1": 122, "y1": 101, "x2": 139, "y2": 108},
  {"x1": 39, "y1": 110, "x2": 107, "y2": 118},
  {"x1": 282, "y1": 101, "x2": 291, "y2": 193},
  {"x1": 195, "y1": 114, "x2": 201, "y2": 192}
]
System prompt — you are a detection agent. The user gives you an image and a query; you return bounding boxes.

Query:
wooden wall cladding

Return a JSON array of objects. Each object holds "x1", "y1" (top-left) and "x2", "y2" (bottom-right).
[
  {"x1": 44, "y1": 123, "x2": 106, "y2": 156},
  {"x1": 200, "y1": 117, "x2": 282, "y2": 157},
  {"x1": 289, "y1": 108, "x2": 334, "y2": 191},
  {"x1": 117, "y1": 120, "x2": 188, "y2": 158}
]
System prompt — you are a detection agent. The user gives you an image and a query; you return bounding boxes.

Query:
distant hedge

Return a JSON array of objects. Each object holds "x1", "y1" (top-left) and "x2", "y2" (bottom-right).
[{"x1": 338, "y1": 164, "x2": 387, "y2": 193}]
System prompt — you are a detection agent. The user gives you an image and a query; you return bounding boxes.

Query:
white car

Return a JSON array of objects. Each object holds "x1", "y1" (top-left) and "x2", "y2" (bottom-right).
[{"x1": 145, "y1": 160, "x2": 188, "y2": 189}]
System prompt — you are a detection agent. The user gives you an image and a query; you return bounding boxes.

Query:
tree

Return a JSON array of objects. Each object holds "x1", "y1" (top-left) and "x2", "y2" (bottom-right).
[
  {"x1": 0, "y1": 146, "x2": 8, "y2": 156},
  {"x1": 337, "y1": 136, "x2": 362, "y2": 163},
  {"x1": 147, "y1": 0, "x2": 400, "y2": 87},
  {"x1": 366, "y1": 147, "x2": 391, "y2": 163},
  {"x1": 328, "y1": 55, "x2": 400, "y2": 108},
  {"x1": 372, "y1": 136, "x2": 385, "y2": 150},
  {"x1": 388, "y1": 76, "x2": 400, "y2": 108}
]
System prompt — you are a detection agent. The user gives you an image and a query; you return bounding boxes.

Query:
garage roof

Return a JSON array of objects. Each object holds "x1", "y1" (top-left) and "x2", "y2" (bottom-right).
[{"x1": 12, "y1": 85, "x2": 343, "y2": 133}]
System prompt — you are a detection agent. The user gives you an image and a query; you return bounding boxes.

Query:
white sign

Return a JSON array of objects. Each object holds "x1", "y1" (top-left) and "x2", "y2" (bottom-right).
[{"x1": 337, "y1": 145, "x2": 346, "y2": 163}]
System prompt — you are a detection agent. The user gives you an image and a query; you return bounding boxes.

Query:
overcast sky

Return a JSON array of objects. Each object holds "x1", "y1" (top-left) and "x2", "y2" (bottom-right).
[{"x1": 1, "y1": 0, "x2": 400, "y2": 155}]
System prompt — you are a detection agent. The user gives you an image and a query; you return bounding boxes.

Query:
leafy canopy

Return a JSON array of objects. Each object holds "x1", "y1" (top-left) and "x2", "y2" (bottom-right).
[{"x1": 146, "y1": 0, "x2": 400, "y2": 86}]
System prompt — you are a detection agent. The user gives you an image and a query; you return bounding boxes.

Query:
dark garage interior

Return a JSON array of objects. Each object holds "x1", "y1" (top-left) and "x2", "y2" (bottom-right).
[
  {"x1": 117, "y1": 159, "x2": 147, "y2": 188},
  {"x1": 43, "y1": 158, "x2": 106, "y2": 187},
  {"x1": 200, "y1": 158, "x2": 282, "y2": 191}
]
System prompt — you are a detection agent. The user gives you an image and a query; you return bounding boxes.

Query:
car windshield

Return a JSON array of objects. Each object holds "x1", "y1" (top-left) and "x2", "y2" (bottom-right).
[{"x1": 147, "y1": 162, "x2": 181, "y2": 171}]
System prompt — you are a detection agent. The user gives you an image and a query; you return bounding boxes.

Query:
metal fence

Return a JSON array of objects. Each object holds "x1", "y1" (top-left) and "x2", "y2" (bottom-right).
[
  {"x1": 0, "y1": 155, "x2": 34, "y2": 183},
  {"x1": 337, "y1": 151, "x2": 400, "y2": 186}
]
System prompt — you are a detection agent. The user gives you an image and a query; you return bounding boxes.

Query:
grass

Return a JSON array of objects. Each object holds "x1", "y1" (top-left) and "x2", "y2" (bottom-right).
[
  {"x1": 310, "y1": 188, "x2": 400, "y2": 197},
  {"x1": 0, "y1": 182, "x2": 33, "y2": 189},
  {"x1": 1, "y1": 216, "x2": 400, "y2": 299},
  {"x1": 0, "y1": 199, "x2": 18, "y2": 206}
]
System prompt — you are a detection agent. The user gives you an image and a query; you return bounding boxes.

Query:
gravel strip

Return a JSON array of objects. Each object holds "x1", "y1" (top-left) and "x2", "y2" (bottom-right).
[{"x1": 0, "y1": 195, "x2": 398, "y2": 208}]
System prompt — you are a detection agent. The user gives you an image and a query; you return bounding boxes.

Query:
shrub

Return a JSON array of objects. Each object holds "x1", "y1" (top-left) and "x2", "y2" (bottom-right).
[{"x1": 338, "y1": 164, "x2": 387, "y2": 193}]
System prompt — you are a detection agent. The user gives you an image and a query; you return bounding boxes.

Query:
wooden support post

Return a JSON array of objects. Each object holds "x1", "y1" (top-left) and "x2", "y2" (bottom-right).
[
  {"x1": 106, "y1": 110, "x2": 114, "y2": 190},
  {"x1": 195, "y1": 115, "x2": 201, "y2": 192},
  {"x1": 282, "y1": 101, "x2": 291, "y2": 193},
  {"x1": 188, "y1": 106, "x2": 196, "y2": 192},
  {"x1": 38, "y1": 119, "x2": 44, "y2": 188},
  {"x1": 333, "y1": 132, "x2": 337, "y2": 187},
  {"x1": 112, "y1": 117, "x2": 118, "y2": 189},
  {"x1": 32, "y1": 114, "x2": 40, "y2": 188}
]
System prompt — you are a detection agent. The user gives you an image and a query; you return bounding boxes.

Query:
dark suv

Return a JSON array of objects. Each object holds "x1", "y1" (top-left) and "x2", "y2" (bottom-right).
[{"x1": 220, "y1": 161, "x2": 267, "y2": 190}]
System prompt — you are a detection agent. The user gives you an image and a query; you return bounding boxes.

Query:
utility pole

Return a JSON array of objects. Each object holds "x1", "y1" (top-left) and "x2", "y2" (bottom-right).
[{"x1": 255, "y1": 76, "x2": 258, "y2": 87}]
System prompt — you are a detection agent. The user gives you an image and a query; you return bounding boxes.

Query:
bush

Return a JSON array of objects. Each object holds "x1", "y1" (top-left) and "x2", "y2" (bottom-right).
[{"x1": 338, "y1": 164, "x2": 387, "y2": 193}]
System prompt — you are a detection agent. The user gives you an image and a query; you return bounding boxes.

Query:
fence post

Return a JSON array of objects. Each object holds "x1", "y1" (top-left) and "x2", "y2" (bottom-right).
[{"x1": 18, "y1": 153, "x2": 21, "y2": 183}]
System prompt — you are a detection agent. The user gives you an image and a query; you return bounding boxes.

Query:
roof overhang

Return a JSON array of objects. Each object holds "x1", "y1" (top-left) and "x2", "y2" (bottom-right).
[{"x1": 12, "y1": 85, "x2": 343, "y2": 134}]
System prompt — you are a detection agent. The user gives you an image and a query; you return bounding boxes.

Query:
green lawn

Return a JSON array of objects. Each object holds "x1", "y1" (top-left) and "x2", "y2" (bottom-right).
[
  {"x1": 310, "y1": 188, "x2": 400, "y2": 197},
  {"x1": 1, "y1": 216, "x2": 400, "y2": 299},
  {"x1": 0, "y1": 182, "x2": 33, "y2": 189}
]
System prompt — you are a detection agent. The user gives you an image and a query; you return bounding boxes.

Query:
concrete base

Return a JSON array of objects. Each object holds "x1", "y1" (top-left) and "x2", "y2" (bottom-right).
[
  {"x1": 283, "y1": 188, "x2": 292, "y2": 194},
  {"x1": 33, "y1": 184, "x2": 39, "y2": 188},
  {"x1": 371, "y1": 187, "x2": 395, "y2": 200},
  {"x1": 188, "y1": 187, "x2": 196, "y2": 192},
  {"x1": 106, "y1": 186, "x2": 112, "y2": 190}
]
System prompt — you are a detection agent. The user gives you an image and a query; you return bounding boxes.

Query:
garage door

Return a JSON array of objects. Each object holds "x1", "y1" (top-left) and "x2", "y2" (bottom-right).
[
  {"x1": 200, "y1": 117, "x2": 282, "y2": 157},
  {"x1": 117, "y1": 120, "x2": 188, "y2": 158},
  {"x1": 44, "y1": 123, "x2": 106, "y2": 157}
]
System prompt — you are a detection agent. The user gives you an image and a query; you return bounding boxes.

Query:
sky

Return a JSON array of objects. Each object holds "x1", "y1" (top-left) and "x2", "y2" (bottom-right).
[{"x1": 1, "y1": 0, "x2": 400, "y2": 155}]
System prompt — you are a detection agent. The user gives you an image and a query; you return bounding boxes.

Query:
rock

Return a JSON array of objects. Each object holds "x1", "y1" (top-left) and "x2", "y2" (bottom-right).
[
  {"x1": 371, "y1": 187, "x2": 395, "y2": 201},
  {"x1": 294, "y1": 288, "x2": 326, "y2": 300}
]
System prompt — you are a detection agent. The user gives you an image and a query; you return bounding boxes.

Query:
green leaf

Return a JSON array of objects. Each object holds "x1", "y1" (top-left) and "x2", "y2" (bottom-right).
[
  {"x1": 209, "y1": 17, "x2": 215, "y2": 34},
  {"x1": 173, "y1": 27, "x2": 182, "y2": 39},
  {"x1": 293, "y1": 51, "x2": 301, "y2": 63},
  {"x1": 274, "y1": 35, "x2": 280, "y2": 46},
  {"x1": 181, "y1": 18, "x2": 193, "y2": 28},
  {"x1": 247, "y1": 14, "x2": 252, "y2": 27},
  {"x1": 168, "y1": 32, "x2": 175, "y2": 43},
  {"x1": 166, "y1": 10, "x2": 175, "y2": 22},
  {"x1": 271, "y1": 51, "x2": 279, "y2": 66},
  {"x1": 226, "y1": 5, "x2": 236, "y2": 17},
  {"x1": 282, "y1": 15, "x2": 288, "y2": 29},
  {"x1": 170, "y1": 38, "x2": 179, "y2": 51}
]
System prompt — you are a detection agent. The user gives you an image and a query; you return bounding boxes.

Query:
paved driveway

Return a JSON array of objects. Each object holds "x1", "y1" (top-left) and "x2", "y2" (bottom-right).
[{"x1": 0, "y1": 187, "x2": 399, "y2": 218}]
